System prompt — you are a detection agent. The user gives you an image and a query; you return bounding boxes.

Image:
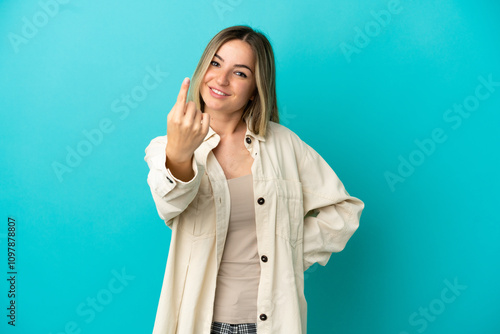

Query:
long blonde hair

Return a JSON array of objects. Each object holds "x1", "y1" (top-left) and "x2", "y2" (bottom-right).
[{"x1": 187, "y1": 25, "x2": 279, "y2": 137}]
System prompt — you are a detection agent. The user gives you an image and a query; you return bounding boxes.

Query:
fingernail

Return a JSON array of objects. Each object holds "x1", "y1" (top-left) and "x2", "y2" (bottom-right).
[{"x1": 183, "y1": 77, "x2": 190, "y2": 85}]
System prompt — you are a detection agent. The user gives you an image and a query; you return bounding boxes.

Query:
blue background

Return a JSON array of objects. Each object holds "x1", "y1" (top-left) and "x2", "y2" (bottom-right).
[{"x1": 1, "y1": 0, "x2": 499, "y2": 333}]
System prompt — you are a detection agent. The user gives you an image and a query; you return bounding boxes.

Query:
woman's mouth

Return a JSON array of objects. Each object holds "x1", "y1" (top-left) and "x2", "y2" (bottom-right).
[{"x1": 209, "y1": 86, "x2": 230, "y2": 97}]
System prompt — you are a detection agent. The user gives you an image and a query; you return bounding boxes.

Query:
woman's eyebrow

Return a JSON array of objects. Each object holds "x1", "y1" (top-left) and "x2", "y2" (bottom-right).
[{"x1": 214, "y1": 54, "x2": 253, "y2": 74}]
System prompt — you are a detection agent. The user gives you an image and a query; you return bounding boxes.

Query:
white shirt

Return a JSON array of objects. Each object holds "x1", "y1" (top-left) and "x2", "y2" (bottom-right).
[{"x1": 144, "y1": 114, "x2": 365, "y2": 334}]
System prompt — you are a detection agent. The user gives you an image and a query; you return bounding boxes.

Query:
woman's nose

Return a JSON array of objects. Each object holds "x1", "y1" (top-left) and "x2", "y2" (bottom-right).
[{"x1": 216, "y1": 70, "x2": 230, "y2": 86}]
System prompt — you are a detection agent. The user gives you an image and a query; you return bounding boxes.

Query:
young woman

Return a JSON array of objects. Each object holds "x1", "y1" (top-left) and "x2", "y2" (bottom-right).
[{"x1": 144, "y1": 25, "x2": 364, "y2": 334}]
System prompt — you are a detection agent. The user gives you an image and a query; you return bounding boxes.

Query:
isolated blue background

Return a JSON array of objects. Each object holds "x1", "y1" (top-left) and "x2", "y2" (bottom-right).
[{"x1": 1, "y1": 0, "x2": 499, "y2": 333}]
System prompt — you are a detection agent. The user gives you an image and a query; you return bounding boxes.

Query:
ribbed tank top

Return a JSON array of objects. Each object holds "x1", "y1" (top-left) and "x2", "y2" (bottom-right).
[{"x1": 212, "y1": 173, "x2": 261, "y2": 324}]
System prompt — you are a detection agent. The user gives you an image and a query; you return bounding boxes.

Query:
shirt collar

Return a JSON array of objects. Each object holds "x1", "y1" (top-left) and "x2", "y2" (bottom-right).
[{"x1": 203, "y1": 113, "x2": 266, "y2": 142}]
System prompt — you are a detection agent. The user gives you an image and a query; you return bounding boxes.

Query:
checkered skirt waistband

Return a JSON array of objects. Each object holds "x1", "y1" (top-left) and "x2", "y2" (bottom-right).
[{"x1": 210, "y1": 321, "x2": 257, "y2": 334}]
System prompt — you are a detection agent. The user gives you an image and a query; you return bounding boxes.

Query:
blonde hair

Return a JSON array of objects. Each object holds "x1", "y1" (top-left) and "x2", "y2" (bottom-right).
[{"x1": 187, "y1": 25, "x2": 279, "y2": 137}]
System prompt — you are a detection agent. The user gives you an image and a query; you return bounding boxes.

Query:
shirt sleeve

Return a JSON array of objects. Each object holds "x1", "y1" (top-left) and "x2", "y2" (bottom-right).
[
  {"x1": 298, "y1": 140, "x2": 365, "y2": 271},
  {"x1": 144, "y1": 135, "x2": 205, "y2": 228}
]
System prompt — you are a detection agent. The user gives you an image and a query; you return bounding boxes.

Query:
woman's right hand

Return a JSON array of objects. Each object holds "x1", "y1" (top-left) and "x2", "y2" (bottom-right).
[{"x1": 165, "y1": 77, "x2": 210, "y2": 165}]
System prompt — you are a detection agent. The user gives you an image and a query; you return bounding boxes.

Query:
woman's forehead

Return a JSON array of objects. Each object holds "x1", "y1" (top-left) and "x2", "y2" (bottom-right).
[{"x1": 216, "y1": 40, "x2": 255, "y2": 61}]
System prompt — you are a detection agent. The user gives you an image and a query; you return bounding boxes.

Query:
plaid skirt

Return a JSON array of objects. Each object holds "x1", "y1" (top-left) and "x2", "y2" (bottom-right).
[{"x1": 210, "y1": 321, "x2": 257, "y2": 334}]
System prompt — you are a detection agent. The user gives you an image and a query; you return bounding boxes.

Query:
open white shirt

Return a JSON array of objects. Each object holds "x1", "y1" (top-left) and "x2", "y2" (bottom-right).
[{"x1": 144, "y1": 114, "x2": 364, "y2": 334}]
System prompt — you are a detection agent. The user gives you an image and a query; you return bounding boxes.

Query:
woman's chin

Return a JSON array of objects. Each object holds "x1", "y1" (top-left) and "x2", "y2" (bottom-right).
[{"x1": 203, "y1": 103, "x2": 231, "y2": 114}]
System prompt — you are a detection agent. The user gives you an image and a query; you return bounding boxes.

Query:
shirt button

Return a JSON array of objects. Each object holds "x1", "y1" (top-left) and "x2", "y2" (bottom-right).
[
  {"x1": 257, "y1": 197, "x2": 265, "y2": 205},
  {"x1": 246, "y1": 137, "x2": 252, "y2": 144},
  {"x1": 166, "y1": 177, "x2": 173, "y2": 184},
  {"x1": 261, "y1": 255, "x2": 268, "y2": 262},
  {"x1": 259, "y1": 313, "x2": 267, "y2": 321}
]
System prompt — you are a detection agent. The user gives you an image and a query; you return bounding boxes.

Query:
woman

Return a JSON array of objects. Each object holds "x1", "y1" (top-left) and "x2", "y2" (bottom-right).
[{"x1": 144, "y1": 25, "x2": 364, "y2": 334}]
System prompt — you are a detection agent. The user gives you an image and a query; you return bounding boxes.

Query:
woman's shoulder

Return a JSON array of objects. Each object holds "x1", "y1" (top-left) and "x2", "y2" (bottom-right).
[
  {"x1": 267, "y1": 121, "x2": 323, "y2": 160},
  {"x1": 267, "y1": 121, "x2": 306, "y2": 146},
  {"x1": 265, "y1": 121, "x2": 313, "y2": 159}
]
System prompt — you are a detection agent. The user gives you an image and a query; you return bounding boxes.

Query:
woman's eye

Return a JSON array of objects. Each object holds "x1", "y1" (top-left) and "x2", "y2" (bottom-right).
[{"x1": 210, "y1": 61, "x2": 247, "y2": 78}]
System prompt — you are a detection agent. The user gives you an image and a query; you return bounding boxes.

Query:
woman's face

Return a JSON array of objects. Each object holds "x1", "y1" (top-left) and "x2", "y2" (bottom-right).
[{"x1": 200, "y1": 39, "x2": 257, "y2": 116}]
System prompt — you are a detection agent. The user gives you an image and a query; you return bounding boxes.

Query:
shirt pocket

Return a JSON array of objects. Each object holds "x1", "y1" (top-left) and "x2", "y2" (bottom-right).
[
  {"x1": 275, "y1": 179, "x2": 304, "y2": 248},
  {"x1": 187, "y1": 172, "x2": 216, "y2": 237}
]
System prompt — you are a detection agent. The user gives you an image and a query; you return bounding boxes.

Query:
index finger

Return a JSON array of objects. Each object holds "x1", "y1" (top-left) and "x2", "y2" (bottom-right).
[{"x1": 176, "y1": 77, "x2": 190, "y2": 105}]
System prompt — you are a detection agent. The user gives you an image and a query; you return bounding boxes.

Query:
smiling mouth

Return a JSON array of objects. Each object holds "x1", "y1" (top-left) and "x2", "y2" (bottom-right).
[{"x1": 210, "y1": 87, "x2": 230, "y2": 96}]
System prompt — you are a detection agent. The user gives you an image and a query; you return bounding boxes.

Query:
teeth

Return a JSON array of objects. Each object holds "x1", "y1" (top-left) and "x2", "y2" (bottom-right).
[{"x1": 211, "y1": 88, "x2": 228, "y2": 96}]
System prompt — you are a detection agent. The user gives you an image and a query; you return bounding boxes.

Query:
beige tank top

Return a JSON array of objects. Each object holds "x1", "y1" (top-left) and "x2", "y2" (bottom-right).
[{"x1": 212, "y1": 173, "x2": 261, "y2": 324}]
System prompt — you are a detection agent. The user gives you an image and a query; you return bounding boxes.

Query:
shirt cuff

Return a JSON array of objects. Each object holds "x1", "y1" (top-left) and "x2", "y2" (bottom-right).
[
  {"x1": 148, "y1": 152, "x2": 200, "y2": 197},
  {"x1": 165, "y1": 155, "x2": 198, "y2": 185}
]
